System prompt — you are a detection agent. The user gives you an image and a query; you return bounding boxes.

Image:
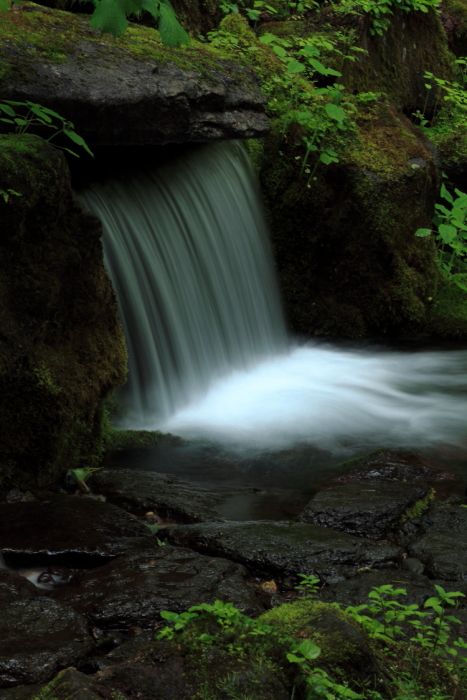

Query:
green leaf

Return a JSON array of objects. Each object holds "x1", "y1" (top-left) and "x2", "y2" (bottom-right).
[
  {"x1": 441, "y1": 182, "x2": 454, "y2": 203},
  {"x1": 63, "y1": 129, "x2": 94, "y2": 157},
  {"x1": 415, "y1": 228, "x2": 433, "y2": 237},
  {"x1": 0, "y1": 103, "x2": 15, "y2": 116},
  {"x1": 308, "y1": 57, "x2": 329, "y2": 75},
  {"x1": 90, "y1": 0, "x2": 129, "y2": 37},
  {"x1": 438, "y1": 223, "x2": 457, "y2": 243},
  {"x1": 324, "y1": 102, "x2": 345, "y2": 122},
  {"x1": 286, "y1": 60, "x2": 305, "y2": 74},
  {"x1": 159, "y1": 0, "x2": 190, "y2": 46},
  {"x1": 0, "y1": 0, "x2": 10, "y2": 10},
  {"x1": 272, "y1": 45, "x2": 286, "y2": 58},
  {"x1": 296, "y1": 640, "x2": 321, "y2": 659}
]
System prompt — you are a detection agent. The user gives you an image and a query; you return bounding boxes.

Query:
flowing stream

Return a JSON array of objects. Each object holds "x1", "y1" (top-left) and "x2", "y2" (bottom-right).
[{"x1": 80, "y1": 142, "x2": 467, "y2": 467}]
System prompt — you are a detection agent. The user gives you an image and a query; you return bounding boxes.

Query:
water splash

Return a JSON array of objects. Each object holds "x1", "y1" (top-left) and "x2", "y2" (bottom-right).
[
  {"x1": 159, "y1": 341, "x2": 467, "y2": 453},
  {"x1": 80, "y1": 143, "x2": 286, "y2": 424}
]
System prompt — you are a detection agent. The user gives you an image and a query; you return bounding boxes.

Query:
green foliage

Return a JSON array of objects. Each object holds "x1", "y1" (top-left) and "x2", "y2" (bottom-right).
[
  {"x1": 295, "y1": 573, "x2": 321, "y2": 597},
  {"x1": 66, "y1": 466, "x2": 102, "y2": 482},
  {"x1": 333, "y1": 0, "x2": 441, "y2": 36},
  {"x1": 0, "y1": 0, "x2": 9, "y2": 10},
  {"x1": 415, "y1": 182, "x2": 467, "y2": 297},
  {"x1": 0, "y1": 101, "x2": 93, "y2": 157},
  {"x1": 0, "y1": 187, "x2": 21, "y2": 203},
  {"x1": 219, "y1": 0, "x2": 319, "y2": 24},
  {"x1": 87, "y1": 0, "x2": 189, "y2": 42}
]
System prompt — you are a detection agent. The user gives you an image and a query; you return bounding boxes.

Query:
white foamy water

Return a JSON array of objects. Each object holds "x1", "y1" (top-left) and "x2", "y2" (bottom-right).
[{"x1": 158, "y1": 342, "x2": 467, "y2": 452}]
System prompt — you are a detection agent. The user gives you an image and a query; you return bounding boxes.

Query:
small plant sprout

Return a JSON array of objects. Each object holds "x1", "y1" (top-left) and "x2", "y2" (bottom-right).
[{"x1": 66, "y1": 466, "x2": 102, "y2": 494}]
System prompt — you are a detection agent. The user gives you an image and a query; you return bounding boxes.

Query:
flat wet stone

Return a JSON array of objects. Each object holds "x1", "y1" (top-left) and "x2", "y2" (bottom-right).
[
  {"x1": 89, "y1": 469, "x2": 224, "y2": 523},
  {"x1": 298, "y1": 481, "x2": 431, "y2": 539},
  {"x1": 333, "y1": 449, "x2": 454, "y2": 483},
  {"x1": 167, "y1": 521, "x2": 404, "y2": 583},
  {"x1": 51, "y1": 544, "x2": 262, "y2": 628},
  {"x1": 0, "y1": 495, "x2": 152, "y2": 566},
  {"x1": 0, "y1": 598, "x2": 93, "y2": 687}
]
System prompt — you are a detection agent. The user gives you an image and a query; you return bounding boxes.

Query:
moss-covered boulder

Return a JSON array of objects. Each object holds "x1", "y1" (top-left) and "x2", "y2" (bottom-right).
[
  {"x1": 0, "y1": 134, "x2": 127, "y2": 493},
  {"x1": 443, "y1": 0, "x2": 467, "y2": 56},
  {"x1": 256, "y1": 101, "x2": 441, "y2": 337},
  {"x1": 0, "y1": 3, "x2": 268, "y2": 146}
]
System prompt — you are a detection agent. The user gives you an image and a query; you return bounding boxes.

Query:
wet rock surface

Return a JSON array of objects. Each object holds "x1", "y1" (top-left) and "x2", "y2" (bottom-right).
[
  {"x1": 51, "y1": 543, "x2": 263, "y2": 628},
  {"x1": 298, "y1": 480, "x2": 431, "y2": 539},
  {"x1": 167, "y1": 521, "x2": 404, "y2": 583},
  {"x1": 332, "y1": 449, "x2": 455, "y2": 483},
  {"x1": 0, "y1": 570, "x2": 38, "y2": 601},
  {"x1": 0, "y1": 496, "x2": 152, "y2": 565},
  {"x1": 89, "y1": 468, "x2": 225, "y2": 523},
  {"x1": 394, "y1": 506, "x2": 467, "y2": 580},
  {"x1": 0, "y1": 597, "x2": 93, "y2": 687}
]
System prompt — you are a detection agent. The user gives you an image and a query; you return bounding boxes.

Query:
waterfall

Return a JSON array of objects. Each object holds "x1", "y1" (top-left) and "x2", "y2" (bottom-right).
[{"x1": 80, "y1": 142, "x2": 287, "y2": 425}]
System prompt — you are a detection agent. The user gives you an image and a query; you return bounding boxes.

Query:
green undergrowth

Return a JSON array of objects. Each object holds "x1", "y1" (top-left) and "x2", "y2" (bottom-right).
[{"x1": 398, "y1": 488, "x2": 435, "y2": 524}]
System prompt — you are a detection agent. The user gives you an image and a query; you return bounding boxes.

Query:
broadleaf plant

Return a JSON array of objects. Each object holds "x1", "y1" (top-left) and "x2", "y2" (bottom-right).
[{"x1": 88, "y1": 0, "x2": 189, "y2": 43}]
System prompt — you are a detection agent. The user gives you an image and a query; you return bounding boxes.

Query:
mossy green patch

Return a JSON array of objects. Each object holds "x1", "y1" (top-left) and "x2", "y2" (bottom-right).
[
  {"x1": 398, "y1": 487, "x2": 435, "y2": 524},
  {"x1": 0, "y1": 2, "x2": 255, "y2": 88},
  {"x1": 428, "y1": 281, "x2": 467, "y2": 336},
  {"x1": 106, "y1": 429, "x2": 182, "y2": 450}
]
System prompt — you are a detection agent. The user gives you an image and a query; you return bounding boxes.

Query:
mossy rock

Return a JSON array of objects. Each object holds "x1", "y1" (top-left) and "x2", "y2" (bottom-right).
[
  {"x1": 0, "y1": 134, "x2": 127, "y2": 493},
  {"x1": 443, "y1": 0, "x2": 467, "y2": 56},
  {"x1": 257, "y1": 101, "x2": 442, "y2": 337},
  {"x1": 257, "y1": 6, "x2": 454, "y2": 114}
]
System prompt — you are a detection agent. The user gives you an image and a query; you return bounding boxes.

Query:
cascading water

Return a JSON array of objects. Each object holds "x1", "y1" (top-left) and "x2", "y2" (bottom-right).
[
  {"x1": 80, "y1": 141, "x2": 467, "y2": 456},
  {"x1": 80, "y1": 142, "x2": 287, "y2": 425}
]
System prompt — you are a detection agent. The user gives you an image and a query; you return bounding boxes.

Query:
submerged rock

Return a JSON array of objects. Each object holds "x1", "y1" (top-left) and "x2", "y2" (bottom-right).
[
  {"x1": 0, "y1": 598, "x2": 93, "y2": 687},
  {"x1": 298, "y1": 480, "x2": 431, "y2": 539},
  {"x1": 167, "y1": 521, "x2": 404, "y2": 583},
  {"x1": 51, "y1": 543, "x2": 262, "y2": 628},
  {"x1": 89, "y1": 468, "x2": 224, "y2": 523},
  {"x1": 0, "y1": 495, "x2": 152, "y2": 565}
]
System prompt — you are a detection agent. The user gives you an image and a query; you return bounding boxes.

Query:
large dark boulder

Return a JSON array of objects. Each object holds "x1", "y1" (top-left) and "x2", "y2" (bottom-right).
[
  {"x1": 0, "y1": 4, "x2": 268, "y2": 146},
  {"x1": 0, "y1": 597, "x2": 93, "y2": 687},
  {"x1": 167, "y1": 520, "x2": 403, "y2": 583},
  {"x1": 0, "y1": 135, "x2": 127, "y2": 492}
]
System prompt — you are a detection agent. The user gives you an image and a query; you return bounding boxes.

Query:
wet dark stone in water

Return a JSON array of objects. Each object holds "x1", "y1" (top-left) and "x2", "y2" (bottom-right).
[
  {"x1": 333, "y1": 449, "x2": 454, "y2": 483},
  {"x1": 51, "y1": 543, "x2": 262, "y2": 629},
  {"x1": 89, "y1": 469, "x2": 226, "y2": 523},
  {"x1": 0, "y1": 570, "x2": 37, "y2": 601},
  {"x1": 0, "y1": 598, "x2": 93, "y2": 687},
  {"x1": 298, "y1": 480, "x2": 431, "y2": 539},
  {"x1": 0, "y1": 495, "x2": 153, "y2": 566},
  {"x1": 167, "y1": 521, "x2": 404, "y2": 583}
]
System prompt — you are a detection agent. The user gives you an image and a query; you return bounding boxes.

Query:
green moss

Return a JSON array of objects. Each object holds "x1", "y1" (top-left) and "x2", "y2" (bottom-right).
[
  {"x1": 106, "y1": 429, "x2": 182, "y2": 450},
  {"x1": 444, "y1": 0, "x2": 467, "y2": 55},
  {"x1": 0, "y1": 2, "x2": 255, "y2": 88},
  {"x1": 428, "y1": 282, "x2": 467, "y2": 337},
  {"x1": 398, "y1": 488, "x2": 435, "y2": 524}
]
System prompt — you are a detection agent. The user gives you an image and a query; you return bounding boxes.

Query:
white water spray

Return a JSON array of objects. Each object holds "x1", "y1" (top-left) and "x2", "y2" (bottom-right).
[
  {"x1": 80, "y1": 142, "x2": 286, "y2": 424},
  {"x1": 80, "y1": 143, "x2": 467, "y2": 454}
]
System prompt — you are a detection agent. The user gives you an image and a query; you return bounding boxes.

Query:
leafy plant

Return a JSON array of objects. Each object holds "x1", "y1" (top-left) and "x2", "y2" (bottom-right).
[
  {"x1": 66, "y1": 466, "x2": 102, "y2": 483},
  {"x1": 333, "y1": 0, "x2": 441, "y2": 37},
  {"x1": 0, "y1": 101, "x2": 93, "y2": 157},
  {"x1": 0, "y1": 188, "x2": 21, "y2": 203},
  {"x1": 87, "y1": 0, "x2": 189, "y2": 42},
  {"x1": 415, "y1": 182, "x2": 467, "y2": 298},
  {"x1": 295, "y1": 573, "x2": 321, "y2": 597}
]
